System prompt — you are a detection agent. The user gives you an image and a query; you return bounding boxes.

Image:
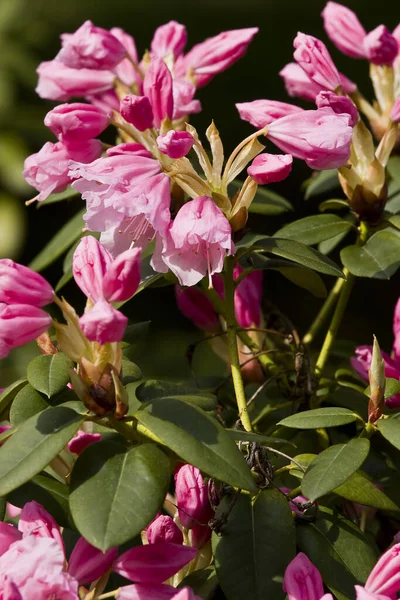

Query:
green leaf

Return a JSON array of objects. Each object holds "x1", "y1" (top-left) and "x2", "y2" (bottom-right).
[
  {"x1": 274, "y1": 215, "x2": 352, "y2": 246},
  {"x1": 122, "y1": 321, "x2": 151, "y2": 346},
  {"x1": 8, "y1": 474, "x2": 71, "y2": 527},
  {"x1": 273, "y1": 266, "x2": 327, "y2": 298},
  {"x1": 387, "y1": 155, "x2": 400, "y2": 185},
  {"x1": 134, "y1": 398, "x2": 257, "y2": 493},
  {"x1": 179, "y1": 567, "x2": 218, "y2": 600},
  {"x1": 0, "y1": 404, "x2": 84, "y2": 496},
  {"x1": 10, "y1": 384, "x2": 49, "y2": 425},
  {"x1": 121, "y1": 359, "x2": 143, "y2": 385},
  {"x1": 296, "y1": 507, "x2": 378, "y2": 600},
  {"x1": 70, "y1": 440, "x2": 171, "y2": 550},
  {"x1": 304, "y1": 170, "x2": 340, "y2": 199},
  {"x1": 333, "y1": 470, "x2": 400, "y2": 512},
  {"x1": 136, "y1": 380, "x2": 218, "y2": 411},
  {"x1": 377, "y1": 418, "x2": 400, "y2": 450},
  {"x1": 278, "y1": 407, "x2": 359, "y2": 429},
  {"x1": 301, "y1": 439, "x2": 370, "y2": 502},
  {"x1": 29, "y1": 209, "x2": 85, "y2": 272},
  {"x1": 341, "y1": 231, "x2": 400, "y2": 279},
  {"x1": 254, "y1": 237, "x2": 345, "y2": 278},
  {"x1": 319, "y1": 199, "x2": 349, "y2": 212},
  {"x1": 27, "y1": 353, "x2": 72, "y2": 398},
  {"x1": 212, "y1": 490, "x2": 296, "y2": 600},
  {"x1": 0, "y1": 379, "x2": 27, "y2": 419},
  {"x1": 227, "y1": 430, "x2": 295, "y2": 447}
]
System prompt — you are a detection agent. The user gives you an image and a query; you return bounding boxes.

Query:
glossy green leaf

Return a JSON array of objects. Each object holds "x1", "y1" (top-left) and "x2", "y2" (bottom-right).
[
  {"x1": 136, "y1": 380, "x2": 217, "y2": 411},
  {"x1": 274, "y1": 215, "x2": 352, "y2": 246},
  {"x1": 274, "y1": 265, "x2": 327, "y2": 298},
  {"x1": 227, "y1": 430, "x2": 295, "y2": 447},
  {"x1": 0, "y1": 404, "x2": 84, "y2": 496},
  {"x1": 179, "y1": 567, "x2": 218, "y2": 600},
  {"x1": 70, "y1": 440, "x2": 171, "y2": 550},
  {"x1": 121, "y1": 359, "x2": 143, "y2": 385},
  {"x1": 134, "y1": 398, "x2": 257, "y2": 493},
  {"x1": 213, "y1": 490, "x2": 295, "y2": 600},
  {"x1": 333, "y1": 470, "x2": 400, "y2": 512},
  {"x1": 296, "y1": 507, "x2": 378, "y2": 600},
  {"x1": 27, "y1": 353, "x2": 72, "y2": 398},
  {"x1": 10, "y1": 384, "x2": 49, "y2": 425},
  {"x1": 0, "y1": 379, "x2": 27, "y2": 419},
  {"x1": 341, "y1": 231, "x2": 400, "y2": 279},
  {"x1": 278, "y1": 407, "x2": 359, "y2": 429},
  {"x1": 377, "y1": 418, "x2": 400, "y2": 450},
  {"x1": 304, "y1": 170, "x2": 340, "y2": 199},
  {"x1": 319, "y1": 199, "x2": 349, "y2": 212},
  {"x1": 301, "y1": 439, "x2": 370, "y2": 502},
  {"x1": 29, "y1": 209, "x2": 85, "y2": 272},
  {"x1": 387, "y1": 155, "x2": 400, "y2": 185},
  {"x1": 122, "y1": 321, "x2": 151, "y2": 346}
]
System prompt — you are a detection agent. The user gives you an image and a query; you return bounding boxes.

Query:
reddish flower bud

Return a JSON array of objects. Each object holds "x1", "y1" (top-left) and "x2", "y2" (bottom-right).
[
  {"x1": 174, "y1": 465, "x2": 212, "y2": 530},
  {"x1": 102, "y1": 247, "x2": 141, "y2": 302},
  {"x1": 293, "y1": 32, "x2": 341, "y2": 91},
  {"x1": 146, "y1": 515, "x2": 184, "y2": 545},
  {"x1": 44, "y1": 102, "x2": 109, "y2": 141},
  {"x1": 247, "y1": 153, "x2": 293, "y2": 185},
  {"x1": 316, "y1": 91, "x2": 358, "y2": 127},
  {"x1": 73, "y1": 236, "x2": 112, "y2": 303},
  {"x1": 120, "y1": 95, "x2": 154, "y2": 131},
  {"x1": 175, "y1": 285, "x2": 218, "y2": 332},
  {"x1": 68, "y1": 537, "x2": 118, "y2": 585},
  {"x1": 234, "y1": 265, "x2": 263, "y2": 328},
  {"x1": 321, "y1": 2, "x2": 367, "y2": 59},
  {"x1": 363, "y1": 25, "x2": 398, "y2": 65},
  {"x1": 0, "y1": 260, "x2": 54, "y2": 307},
  {"x1": 0, "y1": 304, "x2": 52, "y2": 358},
  {"x1": 143, "y1": 58, "x2": 174, "y2": 128},
  {"x1": 283, "y1": 553, "x2": 326, "y2": 600},
  {"x1": 157, "y1": 130, "x2": 194, "y2": 159},
  {"x1": 79, "y1": 301, "x2": 128, "y2": 344},
  {"x1": 151, "y1": 21, "x2": 187, "y2": 59}
]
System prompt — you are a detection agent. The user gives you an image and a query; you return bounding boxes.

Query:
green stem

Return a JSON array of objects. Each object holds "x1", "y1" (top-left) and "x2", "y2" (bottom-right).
[
  {"x1": 359, "y1": 421, "x2": 376, "y2": 439},
  {"x1": 303, "y1": 277, "x2": 346, "y2": 345},
  {"x1": 224, "y1": 257, "x2": 253, "y2": 432},
  {"x1": 288, "y1": 486, "x2": 302, "y2": 499}
]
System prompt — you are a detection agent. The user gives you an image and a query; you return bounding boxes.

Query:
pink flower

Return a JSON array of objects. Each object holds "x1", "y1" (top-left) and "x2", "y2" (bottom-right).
[
  {"x1": 175, "y1": 465, "x2": 213, "y2": 533},
  {"x1": 146, "y1": 515, "x2": 184, "y2": 545},
  {"x1": 280, "y1": 487, "x2": 310, "y2": 516},
  {"x1": 57, "y1": 20, "x2": 126, "y2": 70},
  {"x1": 280, "y1": 62, "x2": 356, "y2": 102},
  {"x1": 234, "y1": 265, "x2": 263, "y2": 328},
  {"x1": 236, "y1": 99, "x2": 304, "y2": 128},
  {"x1": 113, "y1": 542, "x2": 197, "y2": 583},
  {"x1": 68, "y1": 537, "x2": 118, "y2": 585},
  {"x1": 44, "y1": 102, "x2": 109, "y2": 141},
  {"x1": 157, "y1": 131, "x2": 194, "y2": 159},
  {"x1": 0, "y1": 304, "x2": 52, "y2": 358},
  {"x1": 110, "y1": 27, "x2": 142, "y2": 89},
  {"x1": 315, "y1": 91, "x2": 358, "y2": 127},
  {"x1": 247, "y1": 153, "x2": 293, "y2": 184},
  {"x1": 321, "y1": 2, "x2": 367, "y2": 59},
  {"x1": 0, "y1": 260, "x2": 54, "y2": 307},
  {"x1": 172, "y1": 79, "x2": 201, "y2": 120},
  {"x1": 151, "y1": 21, "x2": 187, "y2": 59},
  {"x1": 175, "y1": 28, "x2": 258, "y2": 87},
  {"x1": 86, "y1": 89, "x2": 120, "y2": 113},
  {"x1": 118, "y1": 583, "x2": 201, "y2": 600},
  {"x1": 79, "y1": 300, "x2": 128, "y2": 344},
  {"x1": 101, "y1": 247, "x2": 141, "y2": 302},
  {"x1": 363, "y1": 543, "x2": 400, "y2": 598},
  {"x1": 120, "y1": 95, "x2": 154, "y2": 131},
  {"x1": 36, "y1": 60, "x2": 115, "y2": 101},
  {"x1": 363, "y1": 25, "x2": 399, "y2": 66},
  {"x1": 351, "y1": 345, "x2": 400, "y2": 409},
  {"x1": 0, "y1": 524, "x2": 22, "y2": 558},
  {"x1": 293, "y1": 32, "x2": 341, "y2": 91},
  {"x1": 175, "y1": 285, "x2": 218, "y2": 331},
  {"x1": 283, "y1": 553, "x2": 333, "y2": 600},
  {"x1": 68, "y1": 430, "x2": 101, "y2": 455},
  {"x1": 158, "y1": 196, "x2": 234, "y2": 287},
  {"x1": 355, "y1": 586, "x2": 391, "y2": 600},
  {"x1": 23, "y1": 139, "x2": 102, "y2": 202},
  {"x1": 18, "y1": 502, "x2": 64, "y2": 552},
  {"x1": 143, "y1": 58, "x2": 174, "y2": 128},
  {"x1": 390, "y1": 97, "x2": 400, "y2": 123},
  {"x1": 266, "y1": 108, "x2": 353, "y2": 170}
]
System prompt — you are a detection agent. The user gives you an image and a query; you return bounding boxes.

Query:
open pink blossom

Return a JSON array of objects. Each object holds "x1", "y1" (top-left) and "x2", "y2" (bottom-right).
[
  {"x1": 247, "y1": 153, "x2": 293, "y2": 184},
  {"x1": 280, "y1": 62, "x2": 355, "y2": 102},
  {"x1": 44, "y1": 102, "x2": 110, "y2": 141},
  {"x1": 79, "y1": 300, "x2": 128, "y2": 344},
  {"x1": 57, "y1": 20, "x2": 126, "y2": 70},
  {"x1": 363, "y1": 25, "x2": 398, "y2": 66},
  {"x1": 143, "y1": 58, "x2": 174, "y2": 128},
  {"x1": 283, "y1": 553, "x2": 333, "y2": 600},
  {"x1": 0, "y1": 260, "x2": 54, "y2": 307},
  {"x1": 36, "y1": 60, "x2": 115, "y2": 101},
  {"x1": 146, "y1": 514, "x2": 184, "y2": 545},
  {"x1": 0, "y1": 304, "x2": 52, "y2": 359},
  {"x1": 266, "y1": 108, "x2": 353, "y2": 170},
  {"x1": 158, "y1": 196, "x2": 234, "y2": 287},
  {"x1": 0, "y1": 523, "x2": 22, "y2": 557},
  {"x1": 293, "y1": 32, "x2": 341, "y2": 91},
  {"x1": 157, "y1": 130, "x2": 194, "y2": 158},
  {"x1": 316, "y1": 91, "x2": 358, "y2": 127},
  {"x1": 363, "y1": 543, "x2": 400, "y2": 598},
  {"x1": 236, "y1": 99, "x2": 304, "y2": 128},
  {"x1": 321, "y1": 2, "x2": 367, "y2": 59},
  {"x1": 175, "y1": 28, "x2": 258, "y2": 87},
  {"x1": 151, "y1": 21, "x2": 187, "y2": 59},
  {"x1": 18, "y1": 502, "x2": 64, "y2": 552}
]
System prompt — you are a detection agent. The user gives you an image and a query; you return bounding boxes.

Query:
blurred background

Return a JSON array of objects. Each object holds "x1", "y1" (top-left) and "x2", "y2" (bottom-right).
[{"x1": 0, "y1": 0, "x2": 399, "y2": 387}]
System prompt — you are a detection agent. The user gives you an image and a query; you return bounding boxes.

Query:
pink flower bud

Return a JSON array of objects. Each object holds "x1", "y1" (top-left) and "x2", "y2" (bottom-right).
[
  {"x1": 87, "y1": 89, "x2": 120, "y2": 114},
  {"x1": 364, "y1": 543, "x2": 400, "y2": 597},
  {"x1": 234, "y1": 265, "x2": 263, "y2": 328},
  {"x1": 321, "y1": 2, "x2": 367, "y2": 59},
  {"x1": 390, "y1": 97, "x2": 400, "y2": 123},
  {"x1": 146, "y1": 515, "x2": 184, "y2": 545},
  {"x1": 339, "y1": 72, "x2": 357, "y2": 94},
  {"x1": 363, "y1": 25, "x2": 399, "y2": 65},
  {"x1": 143, "y1": 58, "x2": 173, "y2": 128},
  {"x1": 79, "y1": 300, "x2": 128, "y2": 344},
  {"x1": 355, "y1": 585, "x2": 389, "y2": 600},
  {"x1": 293, "y1": 32, "x2": 341, "y2": 91},
  {"x1": 44, "y1": 102, "x2": 109, "y2": 141},
  {"x1": 316, "y1": 91, "x2": 358, "y2": 127},
  {"x1": 120, "y1": 95, "x2": 154, "y2": 131},
  {"x1": 175, "y1": 465, "x2": 212, "y2": 530},
  {"x1": 175, "y1": 285, "x2": 218, "y2": 331},
  {"x1": 36, "y1": 60, "x2": 115, "y2": 102},
  {"x1": 73, "y1": 236, "x2": 112, "y2": 303},
  {"x1": 0, "y1": 523, "x2": 22, "y2": 558},
  {"x1": 151, "y1": 21, "x2": 187, "y2": 59},
  {"x1": 236, "y1": 99, "x2": 304, "y2": 128},
  {"x1": 156, "y1": 130, "x2": 194, "y2": 159},
  {"x1": 266, "y1": 108, "x2": 352, "y2": 170},
  {"x1": 101, "y1": 247, "x2": 141, "y2": 302},
  {"x1": 0, "y1": 260, "x2": 54, "y2": 307},
  {"x1": 18, "y1": 502, "x2": 64, "y2": 552},
  {"x1": 175, "y1": 28, "x2": 258, "y2": 88},
  {"x1": 283, "y1": 553, "x2": 325, "y2": 600},
  {"x1": 0, "y1": 304, "x2": 52, "y2": 358},
  {"x1": 247, "y1": 153, "x2": 293, "y2": 185},
  {"x1": 280, "y1": 63, "x2": 325, "y2": 102},
  {"x1": 172, "y1": 79, "x2": 201, "y2": 120},
  {"x1": 113, "y1": 543, "x2": 197, "y2": 583},
  {"x1": 68, "y1": 537, "x2": 118, "y2": 584},
  {"x1": 57, "y1": 21, "x2": 126, "y2": 70},
  {"x1": 363, "y1": 25, "x2": 398, "y2": 66},
  {"x1": 68, "y1": 430, "x2": 101, "y2": 455}
]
